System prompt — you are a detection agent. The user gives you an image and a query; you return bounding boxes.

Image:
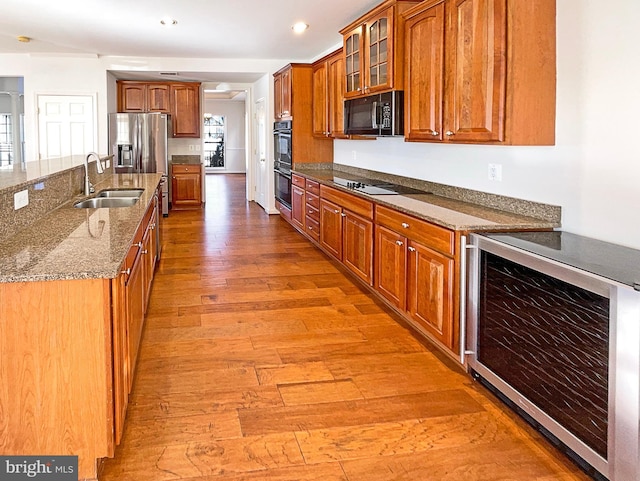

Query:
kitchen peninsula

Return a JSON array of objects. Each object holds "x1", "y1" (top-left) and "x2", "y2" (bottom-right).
[{"x1": 0, "y1": 171, "x2": 162, "y2": 481}]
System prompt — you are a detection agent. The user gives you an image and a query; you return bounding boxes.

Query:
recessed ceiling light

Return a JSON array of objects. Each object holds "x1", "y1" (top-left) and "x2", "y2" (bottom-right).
[
  {"x1": 292, "y1": 22, "x2": 309, "y2": 34},
  {"x1": 160, "y1": 17, "x2": 178, "y2": 26}
]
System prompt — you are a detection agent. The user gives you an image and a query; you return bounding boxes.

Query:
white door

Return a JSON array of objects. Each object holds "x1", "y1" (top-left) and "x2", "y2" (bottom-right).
[
  {"x1": 254, "y1": 97, "x2": 268, "y2": 210},
  {"x1": 37, "y1": 94, "x2": 96, "y2": 170}
]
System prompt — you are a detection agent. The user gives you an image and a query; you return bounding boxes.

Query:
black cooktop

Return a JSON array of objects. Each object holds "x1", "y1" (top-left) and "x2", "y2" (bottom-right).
[
  {"x1": 332, "y1": 176, "x2": 427, "y2": 195},
  {"x1": 483, "y1": 231, "x2": 640, "y2": 291}
]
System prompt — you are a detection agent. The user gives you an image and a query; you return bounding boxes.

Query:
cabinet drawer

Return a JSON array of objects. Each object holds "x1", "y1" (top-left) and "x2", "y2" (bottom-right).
[
  {"x1": 305, "y1": 179, "x2": 320, "y2": 196},
  {"x1": 306, "y1": 215, "x2": 320, "y2": 241},
  {"x1": 171, "y1": 163, "x2": 201, "y2": 174},
  {"x1": 321, "y1": 185, "x2": 373, "y2": 219},
  {"x1": 305, "y1": 192, "x2": 319, "y2": 210},
  {"x1": 375, "y1": 205, "x2": 454, "y2": 256},
  {"x1": 306, "y1": 204, "x2": 319, "y2": 222},
  {"x1": 292, "y1": 174, "x2": 305, "y2": 188}
]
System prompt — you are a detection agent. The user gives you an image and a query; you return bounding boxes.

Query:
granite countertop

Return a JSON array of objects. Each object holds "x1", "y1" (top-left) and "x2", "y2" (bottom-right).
[
  {"x1": 0, "y1": 173, "x2": 162, "y2": 283},
  {"x1": 294, "y1": 167, "x2": 561, "y2": 231}
]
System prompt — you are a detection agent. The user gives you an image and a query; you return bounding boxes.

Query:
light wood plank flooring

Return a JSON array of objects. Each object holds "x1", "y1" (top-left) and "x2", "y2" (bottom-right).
[{"x1": 101, "y1": 174, "x2": 592, "y2": 481}]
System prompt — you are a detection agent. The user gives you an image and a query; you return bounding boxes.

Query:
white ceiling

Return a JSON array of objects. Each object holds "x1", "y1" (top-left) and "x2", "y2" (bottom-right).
[{"x1": 0, "y1": 0, "x2": 380, "y2": 65}]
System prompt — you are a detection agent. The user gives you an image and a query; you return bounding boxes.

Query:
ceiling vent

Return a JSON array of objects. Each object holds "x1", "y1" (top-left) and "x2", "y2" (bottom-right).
[{"x1": 159, "y1": 72, "x2": 179, "y2": 77}]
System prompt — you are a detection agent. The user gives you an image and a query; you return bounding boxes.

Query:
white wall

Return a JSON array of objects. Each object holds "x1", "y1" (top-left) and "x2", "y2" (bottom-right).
[
  {"x1": 335, "y1": 0, "x2": 640, "y2": 250},
  {"x1": 203, "y1": 98, "x2": 246, "y2": 173}
]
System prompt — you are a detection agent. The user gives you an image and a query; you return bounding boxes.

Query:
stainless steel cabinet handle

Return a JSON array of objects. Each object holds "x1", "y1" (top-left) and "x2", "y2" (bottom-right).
[
  {"x1": 341, "y1": 213, "x2": 347, "y2": 217},
  {"x1": 334, "y1": 209, "x2": 340, "y2": 214},
  {"x1": 396, "y1": 240, "x2": 404, "y2": 246},
  {"x1": 401, "y1": 222, "x2": 410, "y2": 229},
  {"x1": 430, "y1": 130, "x2": 439, "y2": 136},
  {"x1": 408, "y1": 246, "x2": 416, "y2": 252},
  {"x1": 445, "y1": 130, "x2": 454, "y2": 136},
  {"x1": 121, "y1": 268, "x2": 131, "y2": 275},
  {"x1": 136, "y1": 242, "x2": 143, "y2": 248}
]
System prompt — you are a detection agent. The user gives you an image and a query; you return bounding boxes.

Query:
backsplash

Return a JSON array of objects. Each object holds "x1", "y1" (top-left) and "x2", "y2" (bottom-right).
[{"x1": 0, "y1": 163, "x2": 108, "y2": 242}]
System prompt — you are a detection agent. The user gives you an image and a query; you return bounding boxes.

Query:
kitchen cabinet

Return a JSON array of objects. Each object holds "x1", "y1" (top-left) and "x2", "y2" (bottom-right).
[
  {"x1": 320, "y1": 185, "x2": 374, "y2": 285},
  {"x1": 340, "y1": 0, "x2": 418, "y2": 99},
  {"x1": 117, "y1": 80, "x2": 202, "y2": 138},
  {"x1": 272, "y1": 63, "x2": 333, "y2": 167},
  {"x1": 171, "y1": 82, "x2": 201, "y2": 137},
  {"x1": 403, "y1": 0, "x2": 556, "y2": 145},
  {"x1": 375, "y1": 204, "x2": 456, "y2": 349},
  {"x1": 117, "y1": 81, "x2": 171, "y2": 113},
  {"x1": 171, "y1": 163, "x2": 202, "y2": 209},
  {"x1": 312, "y1": 49, "x2": 347, "y2": 138},
  {"x1": 291, "y1": 174, "x2": 306, "y2": 230},
  {"x1": 305, "y1": 179, "x2": 320, "y2": 241}
]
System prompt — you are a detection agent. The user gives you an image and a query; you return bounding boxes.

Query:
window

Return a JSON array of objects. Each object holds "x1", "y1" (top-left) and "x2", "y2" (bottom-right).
[
  {"x1": 0, "y1": 114, "x2": 12, "y2": 167},
  {"x1": 203, "y1": 114, "x2": 225, "y2": 168}
]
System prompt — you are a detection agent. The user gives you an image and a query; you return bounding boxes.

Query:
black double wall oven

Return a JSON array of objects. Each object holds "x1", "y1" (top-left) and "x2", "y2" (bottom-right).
[{"x1": 274, "y1": 120, "x2": 292, "y2": 208}]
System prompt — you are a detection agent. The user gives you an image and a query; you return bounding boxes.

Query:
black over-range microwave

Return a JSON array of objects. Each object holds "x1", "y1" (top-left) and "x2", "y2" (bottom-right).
[{"x1": 344, "y1": 91, "x2": 404, "y2": 136}]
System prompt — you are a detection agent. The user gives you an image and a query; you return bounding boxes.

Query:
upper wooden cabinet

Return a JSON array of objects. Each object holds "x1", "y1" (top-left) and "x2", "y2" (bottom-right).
[
  {"x1": 117, "y1": 81, "x2": 170, "y2": 113},
  {"x1": 170, "y1": 83, "x2": 201, "y2": 138},
  {"x1": 117, "y1": 80, "x2": 201, "y2": 138},
  {"x1": 340, "y1": 0, "x2": 419, "y2": 99},
  {"x1": 403, "y1": 0, "x2": 556, "y2": 145},
  {"x1": 274, "y1": 65, "x2": 294, "y2": 120},
  {"x1": 312, "y1": 49, "x2": 347, "y2": 139}
]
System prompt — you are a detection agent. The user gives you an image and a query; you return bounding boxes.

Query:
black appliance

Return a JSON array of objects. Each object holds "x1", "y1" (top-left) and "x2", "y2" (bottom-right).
[
  {"x1": 463, "y1": 231, "x2": 640, "y2": 481},
  {"x1": 344, "y1": 91, "x2": 404, "y2": 136},
  {"x1": 332, "y1": 176, "x2": 426, "y2": 195},
  {"x1": 273, "y1": 120, "x2": 292, "y2": 208}
]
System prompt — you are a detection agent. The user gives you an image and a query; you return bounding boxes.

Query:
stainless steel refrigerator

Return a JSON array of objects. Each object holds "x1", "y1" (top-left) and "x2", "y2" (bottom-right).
[{"x1": 108, "y1": 112, "x2": 169, "y2": 216}]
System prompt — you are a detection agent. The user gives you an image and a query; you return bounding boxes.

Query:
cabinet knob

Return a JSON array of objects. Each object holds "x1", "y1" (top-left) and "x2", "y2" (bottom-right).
[
  {"x1": 121, "y1": 268, "x2": 131, "y2": 275},
  {"x1": 430, "y1": 130, "x2": 439, "y2": 136},
  {"x1": 340, "y1": 213, "x2": 347, "y2": 217},
  {"x1": 396, "y1": 240, "x2": 404, "y2": 246},
  {"x1": 445, "y1": 130, "x2": 455, "y2": 136},
  {"x1": 401, "y1": 222, "x2": 410, "y2": 229},
  {"x1": 142, "y1": 249, "x2": 148, "y2": 254},
  {"x1": 136, "y1": 242, "x2": 143, "y2": 248},
  {"x1": 408, "y1": 246, "x2": 416, "y2": 252},
  {"x1": 334, "y1": 209, "x2": 340, "y2": 214}
]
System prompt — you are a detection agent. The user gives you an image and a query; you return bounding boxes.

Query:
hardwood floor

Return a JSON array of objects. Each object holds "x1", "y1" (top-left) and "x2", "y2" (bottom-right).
[{"x1": 101, "y1": 174, "x2": 591, "y2": 481}]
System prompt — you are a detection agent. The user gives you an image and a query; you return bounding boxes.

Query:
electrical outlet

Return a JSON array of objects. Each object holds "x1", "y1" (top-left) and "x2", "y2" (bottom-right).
[
  {"x1": 14, "y1": 189, "x2": 29, "y2": 210},
  {"x1": 195, "y1": 145, "x2": 201, "y2": 151},
  {"x1": 188, "y1": 145, "x2": 195, "y2": 152},
  {"x1": 488, "y1": 163, "x2": 502, "y2": 182}
]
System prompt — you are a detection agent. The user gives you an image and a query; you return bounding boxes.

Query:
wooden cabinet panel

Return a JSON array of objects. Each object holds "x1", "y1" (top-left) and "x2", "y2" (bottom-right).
[
  {"x1": 375, "y1": 224, "x2": 406, "y2": 309},
  {"x1": 403, "y1": 0, "x2": 555, "y2": 145},
  {"x1": 171, "y1": 164, "x2": 202, "y2": 209},
  {"x1": 118, "y1": 83, "x2": 147, "y2": 112},
  {"x1": 343, "y1": 211, "x2": 374, "y2": 284},
  {"x1": 445, "y1": 0, "x2": 506, "y2": 142},
  {"x1": 292, "y1": 173, "x2": 306, "y2": 188},
  {"x1": 404, "y1": 1, "x2": 445, "y2": 141},
  {"x1": 291, "y1": 185, "x2": 305, "y2": 230},
  {"x1": 171, "y1": 83, "x2": 201, "y2": 137},
  {"x1": 407, "y1": 240, "x2": 454, "y2": 347},
  {"x1": 147, "y1": 83, "x2": 170, "y2": 113},
  {"x1": 305, "y1": 179, "x2": 320, "y2": 196},
  {"x1": 111, "y1": 273, "x2": 128, "y2": 446},
  {"x1": 126, "y1": 240, "x2": 145, "y2": 393},
  {"x1": 312, "y1": 60, "x2": 328, "y2": 137},
  {"x1": 376, "y1": 204, "x2": 454, "y2": 255},
  {"x1": 306, "y1": 215, "x2": 320, "y2": 241},
  {"x1": 321, "y1": 184, "x2": 374, "y2": 219},
  {"x1": 312, "y1": 49, "x2": 346, "y2": 139},
  {"x1": 320, "y1": 198, "x2": 343, "y2": 259}
]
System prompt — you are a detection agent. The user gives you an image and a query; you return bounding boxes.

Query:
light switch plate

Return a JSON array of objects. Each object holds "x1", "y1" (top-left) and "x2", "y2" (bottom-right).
[{"x1": 14, "y1": 189, "x2": 29, "y2": 210}]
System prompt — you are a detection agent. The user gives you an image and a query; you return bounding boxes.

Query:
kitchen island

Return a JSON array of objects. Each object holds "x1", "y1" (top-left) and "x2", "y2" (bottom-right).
[{"x1": 0, "y1": 173, "x2": 162, "y2": 481}]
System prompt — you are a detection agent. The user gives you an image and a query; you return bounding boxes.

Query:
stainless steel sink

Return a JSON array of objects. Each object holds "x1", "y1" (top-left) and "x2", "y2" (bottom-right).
[
  {"x1": 96, "y1": 188, "x2": 144, "y2": 198},
  {"x1": 74, "y1": 197, "x2": 139, "y2": 208}
]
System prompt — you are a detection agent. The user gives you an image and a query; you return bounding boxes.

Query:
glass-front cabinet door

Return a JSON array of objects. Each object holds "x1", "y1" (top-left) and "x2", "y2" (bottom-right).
[
  {"x1": 344, "y1": 26, "x2": 364, "y2": 98},
  {"x1": 366, "y1": 10, "x2": 391, "y2": 92}
]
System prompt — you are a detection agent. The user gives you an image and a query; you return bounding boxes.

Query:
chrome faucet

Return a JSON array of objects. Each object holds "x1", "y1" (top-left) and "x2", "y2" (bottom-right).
[{"x1": 84, "y1": 152, "x2": 105, "y2": 195}]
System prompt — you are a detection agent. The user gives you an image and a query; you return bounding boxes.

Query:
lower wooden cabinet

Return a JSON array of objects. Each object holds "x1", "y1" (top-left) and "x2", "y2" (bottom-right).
[
  {"x1": 319, "y1": 186, "x2": 374, "y2": 286},
  {"x1": 171, "y1": 163, "x2": 202, "y2": 209},
  {"x1": 291, "y1": 184, "x2": 305, "y2": 230},
  {"x1": 375, "y1": 205, "x2": 456, "y2": 349}
]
